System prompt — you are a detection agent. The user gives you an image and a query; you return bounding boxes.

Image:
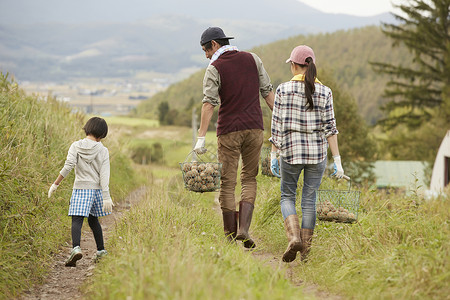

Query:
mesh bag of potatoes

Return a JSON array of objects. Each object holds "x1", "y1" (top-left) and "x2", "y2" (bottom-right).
[
  {"x1": 316, "y1": 183, "x2": 360, "y2": 223},
  {"x1": 179, "y1": 151, "x2": 222, "y2": 193}
]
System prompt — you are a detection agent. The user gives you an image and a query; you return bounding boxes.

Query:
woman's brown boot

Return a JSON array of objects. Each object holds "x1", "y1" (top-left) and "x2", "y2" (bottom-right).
[
  {"x1": 222, "y1": 210, "x2": 237, "y2": 242},
  {"x1": 282, "y1": 215, "x2": 302, "y2": 262},
  {"x1": 236, "y1": 201, "x2": 256, "y2": 248},
  {"x1": 300, "y1": 228, "x2": 314, "y2": 261}
]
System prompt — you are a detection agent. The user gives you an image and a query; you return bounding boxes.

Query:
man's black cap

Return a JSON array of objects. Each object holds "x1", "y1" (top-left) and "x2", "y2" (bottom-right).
[{"x1": 200, "y1": 27, "x2": 234, "y2": 46}]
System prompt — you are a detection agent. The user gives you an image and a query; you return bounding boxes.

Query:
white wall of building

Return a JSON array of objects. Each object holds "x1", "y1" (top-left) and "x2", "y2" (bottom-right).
[{"x1": 430, "y1": 130, "x2": 450, "y2": 193}]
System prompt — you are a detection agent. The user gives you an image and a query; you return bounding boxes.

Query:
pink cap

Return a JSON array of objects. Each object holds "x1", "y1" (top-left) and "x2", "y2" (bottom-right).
[{"x1": 285, "y1": 45, "x2": 315, "y2": 65}]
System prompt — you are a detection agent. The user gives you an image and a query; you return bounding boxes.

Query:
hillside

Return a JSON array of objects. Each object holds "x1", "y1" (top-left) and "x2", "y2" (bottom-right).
[{"x1": 135, "y1": 26, "x2": 412, "y2": 125}]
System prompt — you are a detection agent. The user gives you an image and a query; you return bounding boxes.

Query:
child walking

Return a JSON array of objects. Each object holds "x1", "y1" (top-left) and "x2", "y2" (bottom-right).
[{"x1": 48, "y1": 117, "x2": 114, "y2": 267}]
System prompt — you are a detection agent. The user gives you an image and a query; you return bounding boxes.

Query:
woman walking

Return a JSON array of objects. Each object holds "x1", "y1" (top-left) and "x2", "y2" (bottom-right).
[{"x1": 270, "y1": 45, "x2": 344, "y2": 262}]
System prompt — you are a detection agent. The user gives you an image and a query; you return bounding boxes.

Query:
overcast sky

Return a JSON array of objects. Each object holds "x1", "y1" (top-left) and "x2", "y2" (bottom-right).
[
  {"x1": 298, "y1": 0, "x2": 405, "y2": 16},
  {"x1": 0, "y1": 0, "x2": 407, "y2": 25}
]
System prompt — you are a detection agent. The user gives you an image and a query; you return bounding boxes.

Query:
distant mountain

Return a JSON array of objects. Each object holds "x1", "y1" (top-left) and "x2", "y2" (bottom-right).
[{"x1": 0, "y1": 0, "x2": 395, "y2": 81}]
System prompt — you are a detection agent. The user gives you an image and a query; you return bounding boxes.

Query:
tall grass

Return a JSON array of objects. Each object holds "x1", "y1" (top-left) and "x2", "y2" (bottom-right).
[
  {"x1": 84, "y1": 121, "x2": 448, "y2": 299},
  {"x1": 0, "y1": 74, "x2": 140, "y2": 298},
  {"x1": 84, "y1": 170, "x2": 314, "y2": 300},
  {"x1": 254, "y1": 175, "x2": 450, "y2": 299}
]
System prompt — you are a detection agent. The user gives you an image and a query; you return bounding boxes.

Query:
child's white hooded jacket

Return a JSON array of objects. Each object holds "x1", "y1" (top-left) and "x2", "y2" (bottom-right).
[{"x1": 60, "y1": 138, "x2": 111, "y2": 200}]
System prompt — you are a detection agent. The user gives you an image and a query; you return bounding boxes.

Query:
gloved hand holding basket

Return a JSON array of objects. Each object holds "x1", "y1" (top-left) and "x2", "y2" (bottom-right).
[
  {"x1": 316, "y1": 176, "x2": 360, "y2": 223},
  {"x1": 179, "y1": 150, "x2": 222, "y2": 193},
  {"x1": 260, "y1": 147, "x2": 281, "y2": 178}
]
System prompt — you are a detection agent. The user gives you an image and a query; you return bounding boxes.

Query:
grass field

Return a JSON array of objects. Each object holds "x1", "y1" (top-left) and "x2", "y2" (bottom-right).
[
  {"x1": 104, "y1": 116, "x2": 160, "y2": 128},
  {"x1": 254, "y1": 175, "x2": 450, "y2": 299},
  {"x1": 84, "y1": 120, "x2": 449, "y2": 299}
]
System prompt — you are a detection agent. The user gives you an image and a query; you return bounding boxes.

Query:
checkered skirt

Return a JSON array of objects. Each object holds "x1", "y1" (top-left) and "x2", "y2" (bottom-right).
[{"x1": 68, "y1": 189, "x2": 110, "y2": 217}]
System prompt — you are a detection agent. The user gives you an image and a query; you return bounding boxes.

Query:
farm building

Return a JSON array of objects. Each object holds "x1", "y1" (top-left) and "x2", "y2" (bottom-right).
[{"x1": 429, "y1": 130, "x2": 450, "y2": 195}]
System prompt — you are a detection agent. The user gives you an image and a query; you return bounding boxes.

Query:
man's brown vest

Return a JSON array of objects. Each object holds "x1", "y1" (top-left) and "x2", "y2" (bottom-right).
[{"x1": 212, "y1": 51, "x2": 263, "y2": 136}]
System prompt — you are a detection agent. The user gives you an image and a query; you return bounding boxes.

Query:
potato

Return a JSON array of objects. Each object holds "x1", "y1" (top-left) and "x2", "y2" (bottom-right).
[
  {"x1": 182, "y1": 163, "x2": 191, "y2": 172},
  {"x1": 204, "y1": 166, "x2": 214, "y2": 175}
]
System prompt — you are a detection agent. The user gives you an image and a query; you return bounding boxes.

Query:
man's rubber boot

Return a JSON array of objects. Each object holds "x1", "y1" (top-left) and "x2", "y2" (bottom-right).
[
  {"x1": 222, "y1": 210, "x2": 237, "y2": 242},
  {"x1": 236, "y1": 201, "x2": 256, "y2": 249}
]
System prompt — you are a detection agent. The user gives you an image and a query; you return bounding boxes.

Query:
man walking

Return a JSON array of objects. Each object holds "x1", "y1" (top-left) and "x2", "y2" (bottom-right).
[{"x1": 194, "y1": 27, "x2": 274, "y2": 248}]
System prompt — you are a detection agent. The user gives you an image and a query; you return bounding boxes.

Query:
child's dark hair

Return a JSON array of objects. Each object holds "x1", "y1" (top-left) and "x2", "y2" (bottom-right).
[
  {"x1": 83, "y1": 117, "x2": 108, "y2": 139},
  {"x1": 302, "y1": 56, "x2": 317, "y2": 110}
]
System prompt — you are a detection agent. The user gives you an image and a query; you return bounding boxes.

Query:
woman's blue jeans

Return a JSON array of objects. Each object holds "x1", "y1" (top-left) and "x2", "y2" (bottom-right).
[{"x1": 280, "y1": 158, "x2": 327, "y2": 229}]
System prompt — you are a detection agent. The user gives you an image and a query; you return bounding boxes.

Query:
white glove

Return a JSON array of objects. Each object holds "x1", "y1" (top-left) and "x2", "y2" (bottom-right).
[
  {"x1": 332, "y1": 155, "x2": 344, "y2": 179},
  {"x1": 48, "y1": 183, "x2": 59, "y2": 198},
  {"x1": 103, "y1": 197, "x2": 114, "y2": 214},
  {"x1": 193, "y1": 136, "x2": 206, "y2": 154}
]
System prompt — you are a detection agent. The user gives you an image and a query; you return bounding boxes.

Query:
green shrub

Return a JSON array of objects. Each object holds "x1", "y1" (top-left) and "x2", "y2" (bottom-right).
[
  {"x1": 130, "y1": 144, "x2": 153, "y2": 164},
  {"x1": 130, "y1": 142, "x2": 164, "y2": 164}
]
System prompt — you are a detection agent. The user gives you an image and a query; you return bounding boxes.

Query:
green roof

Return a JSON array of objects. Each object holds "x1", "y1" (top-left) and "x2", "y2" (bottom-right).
[{"x1": 373, "y1": 161, "x2": 427, "y2": 189}]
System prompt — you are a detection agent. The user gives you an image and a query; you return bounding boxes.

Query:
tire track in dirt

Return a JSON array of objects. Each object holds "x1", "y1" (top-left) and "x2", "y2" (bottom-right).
[{"x1": 20, "y1": 187, "x2": 147, "y2": 300}]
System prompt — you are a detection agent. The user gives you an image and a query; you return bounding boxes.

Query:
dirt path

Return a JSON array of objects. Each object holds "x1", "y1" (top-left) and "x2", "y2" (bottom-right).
[
  {"x1": 20, "y1": 187, "x2": 147, "y2": 300},
  {"x1": 251, "y1": 246, "x2": 342, "y2": 300}
]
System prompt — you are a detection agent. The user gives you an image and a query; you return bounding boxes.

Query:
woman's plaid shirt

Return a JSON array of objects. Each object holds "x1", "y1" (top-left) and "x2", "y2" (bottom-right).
[{"x1": 270, "y1": 79, "x2": 338, "y2": 164}]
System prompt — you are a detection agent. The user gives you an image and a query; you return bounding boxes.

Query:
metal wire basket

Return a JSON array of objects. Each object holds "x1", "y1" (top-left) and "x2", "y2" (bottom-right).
[
  {"x1": 179, "y1": 150, "x2": 222, "y2": 193},
  {"x1": 316, "y1": 177, "x2": 360, "y2": 223}
]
